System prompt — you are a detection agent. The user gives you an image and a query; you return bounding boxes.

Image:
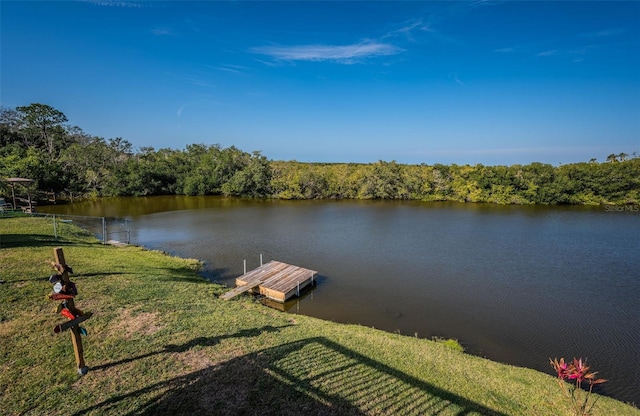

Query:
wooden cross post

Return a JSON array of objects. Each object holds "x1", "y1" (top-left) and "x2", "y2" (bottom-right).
[{"x1": 52, "y1": 247, "x2": 89, "y2": 375}]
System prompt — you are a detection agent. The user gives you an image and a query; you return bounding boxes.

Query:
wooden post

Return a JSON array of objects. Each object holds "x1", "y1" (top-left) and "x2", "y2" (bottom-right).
[
  {"x1": 27, "y1": 188, "x2": 33, "y2": 213},
  {"x1": 53, "y1": 247, "x2": 88, "y2": 375},
  {"x1": 10, "y1": 183, "x2": 16, "y2": 210}
]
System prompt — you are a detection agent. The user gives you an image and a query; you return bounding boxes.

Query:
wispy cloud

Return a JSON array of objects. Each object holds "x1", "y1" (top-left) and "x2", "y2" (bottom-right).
[
  {"x1": 569, "y1": 46, "x2": 589, "y2": 57},
  {"x1": 250, "y1": 41, "x2": 403, "y2": 64},
  {"x1": 176, "y1": 100, "x2": 228, "y2": 118},
  {"x1": 80, "y1": 0, "x2": 144, "y2": 8},
  {"x1": 184, "y1": 77, "x2": 216, "y2": 89},
  {"x1": 449, "y1": 73, "x2": 465, "y2": 86},
  {"x1": 537, "y1": 50, "x2": 557, "y2": 57},
  {"x1": 207, "y1": 64, "x2": 250, "y2": 75},
  {"x1": 580, "y1": 28, "x2": 624, "y2": 39},
  {"x1": 252, "y1": 58, "x2": 281, "y2": 68},
  {"x1": 383, "y1": 18, "x2": 434, "y2": 42},
  {"x1": 467, "y1": 0, "x2": 505, "y2": 9},
  {"x1": 493, "y1": 47, "x2": 515, "y2": 53},
  {"x1": 151, "y1": 28, "x2": 174, "y2": 36}
]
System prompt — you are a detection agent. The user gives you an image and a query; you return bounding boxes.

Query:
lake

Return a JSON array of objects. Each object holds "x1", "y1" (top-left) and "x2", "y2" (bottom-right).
[{"x1": 38, "y1": 196, "x2": 640, "y2": 405}]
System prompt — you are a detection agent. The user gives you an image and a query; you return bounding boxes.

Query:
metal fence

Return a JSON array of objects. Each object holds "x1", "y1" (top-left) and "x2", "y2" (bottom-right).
[{"x1": 30, "y1": 213, "x2": 132, "y2": 244}]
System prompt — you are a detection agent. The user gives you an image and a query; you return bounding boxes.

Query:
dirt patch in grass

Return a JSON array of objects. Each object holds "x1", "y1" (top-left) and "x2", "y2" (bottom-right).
[
  {"x1": 175, "y1": 349, "x2": 216, "y2": 371},
  {"x1": 110, "y1": 308, "x2": 163, "y2": 339},
  {"x1": 0, "y1": 319, "x2": 19, "y2": 336}
]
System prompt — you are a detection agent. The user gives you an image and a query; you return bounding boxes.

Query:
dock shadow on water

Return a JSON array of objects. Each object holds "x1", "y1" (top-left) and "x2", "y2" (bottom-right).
[
  {"x1": 74, "y1": 336, "x2": 506, "y2": 416},
  {"x1": 260, "y1": 278, "x2": 320, "y2": 312}
]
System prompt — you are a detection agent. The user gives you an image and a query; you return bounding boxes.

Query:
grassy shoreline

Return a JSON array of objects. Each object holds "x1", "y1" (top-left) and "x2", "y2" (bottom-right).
[{"x1": 1, "y1": 217, "x2": 638, "y2": 415}]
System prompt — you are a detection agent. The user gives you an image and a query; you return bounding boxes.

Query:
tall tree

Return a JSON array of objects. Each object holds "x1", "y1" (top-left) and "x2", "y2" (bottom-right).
[{"x1": 15, "y1": 103, "x2": 68, "y2": 159}]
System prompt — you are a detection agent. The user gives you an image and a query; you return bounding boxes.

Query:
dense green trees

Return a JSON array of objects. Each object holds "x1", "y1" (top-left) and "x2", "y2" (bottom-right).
[
  {"x1": 266, "y1": 160, "x2": 638, "y2": 204},
  {"x1": 0, "y1": 104, "x2": 272, "y2": 199},
  {"x1": 1, "y1": 103, "x2": 638, "y2": 205}
]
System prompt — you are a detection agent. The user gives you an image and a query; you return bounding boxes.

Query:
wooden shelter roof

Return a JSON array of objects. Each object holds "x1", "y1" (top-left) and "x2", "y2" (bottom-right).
[{"x1": 5, "y1": 178, "x2": 35, "y2": 183}]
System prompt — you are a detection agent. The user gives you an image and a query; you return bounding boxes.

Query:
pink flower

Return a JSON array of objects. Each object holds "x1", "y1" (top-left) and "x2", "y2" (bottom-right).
[
  {"x1": 569, "y1": 358, "x2": 591, "y2": 383},
  {"x1": 550, "y1": 357, "x2": 569, "y2": 379},
  {"x1": 549, "y1": 356, "x2": 608, "y2": 415}
]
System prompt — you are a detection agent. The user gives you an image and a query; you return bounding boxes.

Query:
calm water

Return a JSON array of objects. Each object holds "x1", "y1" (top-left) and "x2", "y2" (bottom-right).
[{"x1": 39, "y1": 196, "x2": 640, "y2": 405}]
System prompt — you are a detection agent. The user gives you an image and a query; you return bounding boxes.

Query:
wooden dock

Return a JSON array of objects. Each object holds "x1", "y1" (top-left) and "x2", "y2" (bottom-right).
[{"x1": 219, "y1": 260, "x2": 318, "y2": 302}]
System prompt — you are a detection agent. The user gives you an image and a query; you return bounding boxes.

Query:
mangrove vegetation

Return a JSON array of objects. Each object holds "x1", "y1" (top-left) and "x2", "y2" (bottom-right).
[{"x1": 1, "y1": 103, "x2": 638, "y2": 205}]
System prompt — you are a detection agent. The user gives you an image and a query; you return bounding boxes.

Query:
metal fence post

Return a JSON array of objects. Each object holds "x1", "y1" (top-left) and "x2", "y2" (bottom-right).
[
  {"x1": 31, "y1": 213, "x2": 132, "y2": 245},
  {"x1": 102, "y1": 217, "x2": 107, "y2": 244}
]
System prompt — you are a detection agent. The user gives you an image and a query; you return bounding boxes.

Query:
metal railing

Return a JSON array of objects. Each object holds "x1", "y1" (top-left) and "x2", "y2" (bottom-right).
[{"x1": 30, "y1": 213, "x2": 132, "y2": 244}]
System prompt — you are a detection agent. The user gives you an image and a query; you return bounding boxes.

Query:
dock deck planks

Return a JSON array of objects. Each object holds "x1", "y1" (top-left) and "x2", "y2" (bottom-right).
[{"x1": 221, "y1": 260, "x2": 318, "y2": 302}]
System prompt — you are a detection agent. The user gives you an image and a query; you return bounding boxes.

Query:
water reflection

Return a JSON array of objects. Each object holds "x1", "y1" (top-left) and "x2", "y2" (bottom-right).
[{"x1": 260, "y1": 282, "x2": 317, "y2": 312}]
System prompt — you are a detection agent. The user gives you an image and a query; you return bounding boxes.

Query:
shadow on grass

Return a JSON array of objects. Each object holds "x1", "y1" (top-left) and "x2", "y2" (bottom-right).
[
  {"x1": 91, "y1": 325, "x2": 291, "y2": 372},
  {"x1": 0, "y1": 233, "x2": 81, "y2": 249},
  {"x1": 76, "y1": 336, "x2": 508, "y2": 416},
  {"x1": 75, "y1": 272, "x2": 137, "y2": 278},
  {"x1": 150, "y1": 266, "x2": 219, "y2": 285}
]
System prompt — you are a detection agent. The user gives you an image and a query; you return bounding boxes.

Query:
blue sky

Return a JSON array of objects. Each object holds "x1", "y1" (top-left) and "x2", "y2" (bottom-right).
[{"x1": 2, "y1": 1, "x2": 639, "y2": 165}]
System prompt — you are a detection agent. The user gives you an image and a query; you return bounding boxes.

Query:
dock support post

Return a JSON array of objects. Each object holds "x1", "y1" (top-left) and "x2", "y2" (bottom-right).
[
  {"x1": 296, "y1": 281, "x2": 300, "y2": 297},
  {"x1": 243, "y1": 259, "x2": 246, "y2": 275},
  {"x1": 260, "y1": 254, "x2": 263, "y2": 266}
]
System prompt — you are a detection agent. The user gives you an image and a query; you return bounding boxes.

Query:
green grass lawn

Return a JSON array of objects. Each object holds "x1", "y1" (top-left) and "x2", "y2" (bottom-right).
[{"x1": 1, "y1": 217, "x2": 638, "y2": 415}]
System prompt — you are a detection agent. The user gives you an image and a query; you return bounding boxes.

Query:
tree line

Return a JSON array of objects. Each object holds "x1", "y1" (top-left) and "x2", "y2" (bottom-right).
[{"x1": 1, "y1": 103, "x2": 638, "y2": 205}]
